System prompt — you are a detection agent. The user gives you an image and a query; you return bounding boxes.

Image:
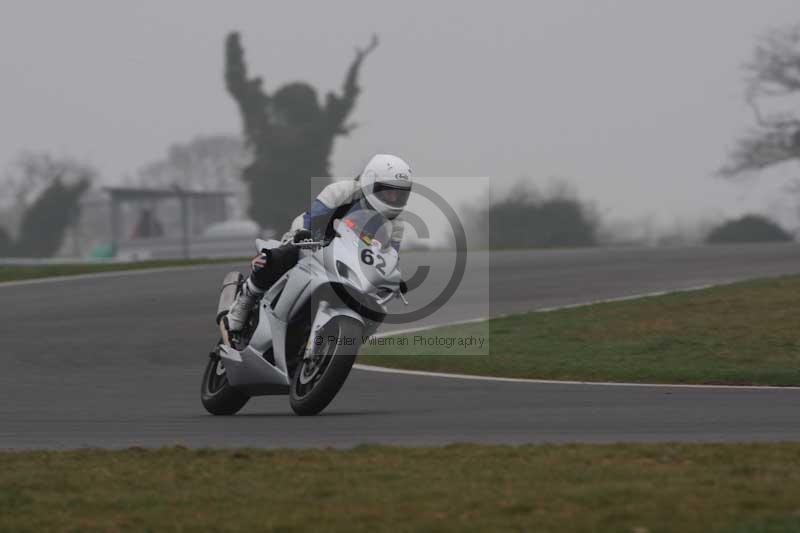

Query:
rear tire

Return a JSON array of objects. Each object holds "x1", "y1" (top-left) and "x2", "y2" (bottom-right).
[
  {"x1": 289, "y1": 318, "x2": 362, "y2": 416},
  {"x1": 201, "y1": 341, "x2": 249, "y2": 415}
]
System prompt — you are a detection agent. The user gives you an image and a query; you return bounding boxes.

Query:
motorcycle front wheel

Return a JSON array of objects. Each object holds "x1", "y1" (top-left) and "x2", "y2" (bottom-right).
[
  {"x1": 290, "y1": 317, "x2": 362, "y2": 416},
  {"x1": 201, "y1": 340, "x2": 250, "y2": 415}
]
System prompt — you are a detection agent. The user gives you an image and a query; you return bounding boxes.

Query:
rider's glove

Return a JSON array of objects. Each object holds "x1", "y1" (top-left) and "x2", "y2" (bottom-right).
[
  {"x1": 293, "y1": 229, "x2": 314, "y2": 243},
  {"x1": 399, "y1": 280, "x2": 408, "y2": 294},
  {"x1": 252, "y1": 250, "x2": 271, "y2": 272}
]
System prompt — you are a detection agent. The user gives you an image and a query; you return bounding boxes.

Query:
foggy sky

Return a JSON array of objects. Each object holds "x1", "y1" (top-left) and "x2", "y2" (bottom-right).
[{"x1": 1, "y1": 0, "x2": 799, "y2": 231}]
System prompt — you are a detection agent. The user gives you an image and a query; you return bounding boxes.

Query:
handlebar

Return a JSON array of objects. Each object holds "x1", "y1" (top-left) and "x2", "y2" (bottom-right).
[{"x1": 375, "y1": 287, "x2": 409, "y2": 306}]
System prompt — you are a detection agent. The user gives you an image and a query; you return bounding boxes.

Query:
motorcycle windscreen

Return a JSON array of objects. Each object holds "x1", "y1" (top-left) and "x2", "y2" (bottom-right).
[{"x1": 340, "y1": 207, "x2": 393, "y2": 252}]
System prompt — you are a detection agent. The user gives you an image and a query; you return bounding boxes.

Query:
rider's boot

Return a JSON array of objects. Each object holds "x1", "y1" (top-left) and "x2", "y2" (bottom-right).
[{"x1": 225, "y1": 277, "x2": 265, "y2": 332}]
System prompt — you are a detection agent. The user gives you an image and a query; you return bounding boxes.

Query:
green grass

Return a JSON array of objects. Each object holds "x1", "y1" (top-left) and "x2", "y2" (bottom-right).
[
  {"x1": 359, "y1": 275, "x2": 800, "y2": 386},
  {"x1": 0, "y1": 257, "x2": 247, "y2": 283},
  {"x1": 2, "y1": 444, "x2": 800, "y2": 532}
]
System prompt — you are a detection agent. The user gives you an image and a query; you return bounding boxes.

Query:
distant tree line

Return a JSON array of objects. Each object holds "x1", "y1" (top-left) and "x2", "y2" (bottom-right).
[
  {"x1": 705, "y1": 214, "x2": 792, "y2": 244},
  {"x1": 472, "y1": 181, "x2": 599, "y2": 249}
]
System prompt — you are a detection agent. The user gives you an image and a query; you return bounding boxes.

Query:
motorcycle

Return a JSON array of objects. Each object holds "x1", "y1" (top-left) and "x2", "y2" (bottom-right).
[{"x1": 201, "y1": 209, "x2": 405, "y2": 416}]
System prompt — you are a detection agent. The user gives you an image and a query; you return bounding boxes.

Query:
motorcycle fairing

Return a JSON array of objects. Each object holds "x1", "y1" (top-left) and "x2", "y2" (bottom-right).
[
  {"x1": 217, "y1": 343, "x2": 289, "y2": 395},
  {"x1": 224, "y1": 251, "x2": 371, "y2": 396}
]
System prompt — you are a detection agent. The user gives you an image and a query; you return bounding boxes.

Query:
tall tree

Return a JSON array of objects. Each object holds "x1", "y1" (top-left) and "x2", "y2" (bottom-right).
[
  {"x1": 14, "y1": 177, "x2": 90, "y2": 257},
  {"x1": 225, "y1": 31, "x2": 377, "y2": 231},
  {"x1": 722, "y1": 24, "x2": 800, "y2": 176}
]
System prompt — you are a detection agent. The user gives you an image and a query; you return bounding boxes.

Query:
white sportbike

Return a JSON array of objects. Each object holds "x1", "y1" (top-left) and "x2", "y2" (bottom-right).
[{"x1": 201, "y1": 209, "x2": 405, "y2": 416}]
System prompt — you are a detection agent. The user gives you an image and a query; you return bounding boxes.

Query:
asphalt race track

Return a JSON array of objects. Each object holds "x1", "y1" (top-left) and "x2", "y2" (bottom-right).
[{"x1": 3, "y1": 243, "x2": 800, "y2": 449}]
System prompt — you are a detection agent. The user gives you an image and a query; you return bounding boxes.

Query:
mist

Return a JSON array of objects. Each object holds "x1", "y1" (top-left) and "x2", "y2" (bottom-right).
[{"x1": 2, "y1": 1, "x2": 800, "y2": 256}]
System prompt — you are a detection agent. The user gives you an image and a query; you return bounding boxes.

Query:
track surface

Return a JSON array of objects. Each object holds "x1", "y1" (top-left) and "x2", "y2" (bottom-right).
[{"x1": 3, "y1": 243, "x2": 800, "y2": 449}]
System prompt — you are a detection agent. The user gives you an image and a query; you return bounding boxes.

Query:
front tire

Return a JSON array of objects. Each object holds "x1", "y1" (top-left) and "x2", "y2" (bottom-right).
[
  {"x1": 290, "y1": 318, "x2": 362, "y2": 416},
  {"x1": 201, "y1": 341, "x2": 249, "y2": 415}
]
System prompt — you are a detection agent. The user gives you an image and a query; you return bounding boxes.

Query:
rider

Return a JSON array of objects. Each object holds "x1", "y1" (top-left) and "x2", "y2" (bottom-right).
[{"x1": 225, "y1": 153, "x2": 413, "y2": 332}]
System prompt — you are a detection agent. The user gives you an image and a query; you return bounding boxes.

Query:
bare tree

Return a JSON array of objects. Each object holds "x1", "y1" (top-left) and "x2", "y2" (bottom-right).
[
  {"x1": 136, "y1": 135, "x2": 248, "y2": 192},
  {"x1": 2, "y1": 152, "x2": 93, "y2": 208},
  {"x1": 1, "y1": 152, "x2": 95, "y2": 219},
  {"x1": 721, "y1": 24, "x2": 800, "y2": 176}
]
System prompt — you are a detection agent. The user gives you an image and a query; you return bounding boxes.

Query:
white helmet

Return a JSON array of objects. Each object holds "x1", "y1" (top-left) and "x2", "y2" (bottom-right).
[{"x1": 359, "y1": 154, "x2": 413, "y2": 220}]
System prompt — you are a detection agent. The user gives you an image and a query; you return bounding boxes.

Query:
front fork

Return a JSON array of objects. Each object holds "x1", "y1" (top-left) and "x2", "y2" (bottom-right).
[
  {"x1": 302, "y1": 301, "x2": 334, "y2": 361},
  {"x1": 301, "y1": 299, "x2": 375, "y2": 361}
]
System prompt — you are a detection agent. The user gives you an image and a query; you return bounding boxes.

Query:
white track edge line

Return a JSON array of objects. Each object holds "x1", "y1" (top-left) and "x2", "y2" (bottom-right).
[
  {"x1": 5, "y1": 264, "x2": 790, "y2": 390},
  {"x1": 356, "y1": 282, "x2": 800, "y2": 390},
  {"x1": 352, "y1": 364, "x2": 800, "y2": 390},
  {"x1": 368, "y1": 283, "x2": 715, "y2": 339},
  {"x1": 0, "y1": 262, "x2": 241, "y2": 288}
]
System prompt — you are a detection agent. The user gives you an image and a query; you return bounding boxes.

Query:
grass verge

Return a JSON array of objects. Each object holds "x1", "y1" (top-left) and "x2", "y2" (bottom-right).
[
  {"x1": 359, "y1": 275, "x2": 800, "y2": 386},
  {"x1": 0, "y1": 257, "x2": 246, "y2": 283},
  {"x1": 2, "y1": 443, "x2": 800, "y2": 532}
]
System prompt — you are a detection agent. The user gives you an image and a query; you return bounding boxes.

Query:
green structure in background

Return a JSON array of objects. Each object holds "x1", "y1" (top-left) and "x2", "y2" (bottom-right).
[
  {"x1": 89, "y1": 243, "x2": 115, "y2": 259},
  {"x1": 224, "y1": 31, "x2": 378, "y2": 232}
]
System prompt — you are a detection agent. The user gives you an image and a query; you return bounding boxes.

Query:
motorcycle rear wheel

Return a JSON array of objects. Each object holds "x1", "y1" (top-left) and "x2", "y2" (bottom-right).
[
  {"x1": 289, "y1": 318, "x2": 362, "y2": 416},
  {"x1": 201, "y1": 340, "x2": 250, "y2": 415}
]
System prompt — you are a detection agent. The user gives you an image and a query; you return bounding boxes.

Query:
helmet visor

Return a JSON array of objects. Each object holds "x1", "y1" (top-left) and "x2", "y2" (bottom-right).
[{"x1": 373, "y1": 182, "x2": 410, "y2": 208}]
